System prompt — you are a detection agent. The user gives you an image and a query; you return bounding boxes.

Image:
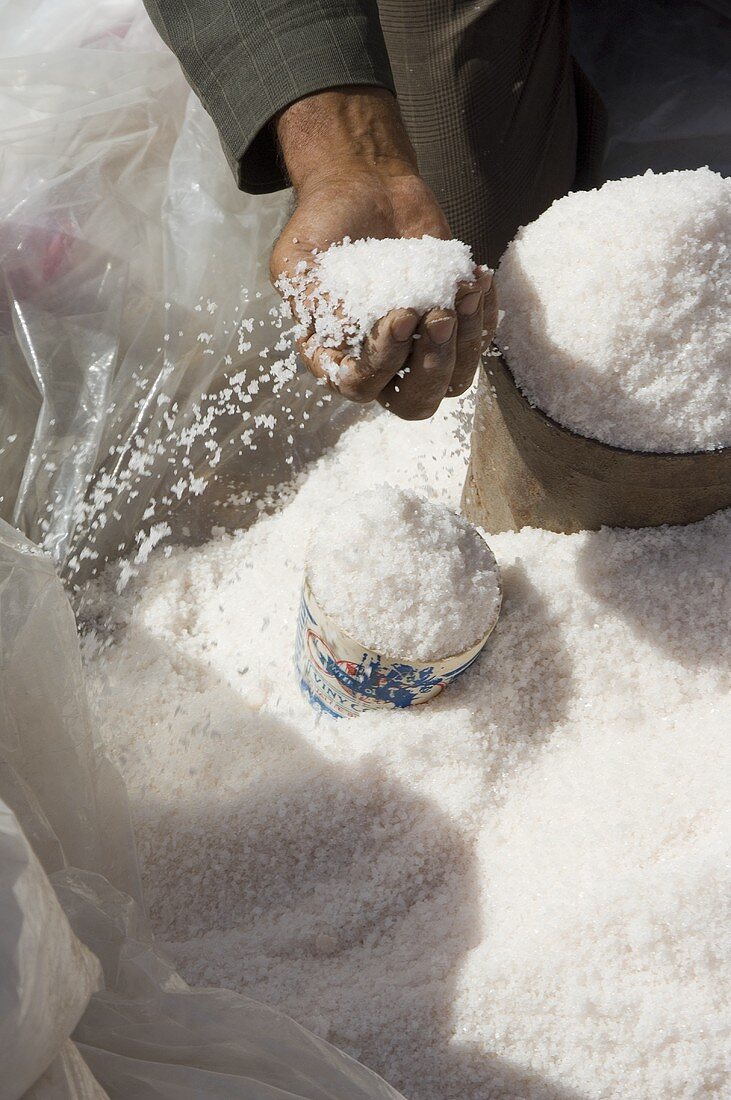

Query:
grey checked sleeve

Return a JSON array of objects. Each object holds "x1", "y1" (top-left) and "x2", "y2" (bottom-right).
[{"x1": 142, "y1": 0, "x2": 396, "y2": 193}]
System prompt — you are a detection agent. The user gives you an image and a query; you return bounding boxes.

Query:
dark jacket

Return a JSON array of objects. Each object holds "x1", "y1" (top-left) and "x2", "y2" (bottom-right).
[{"x1": 142, "y1": 0, "x2": 395, "y2": 193}]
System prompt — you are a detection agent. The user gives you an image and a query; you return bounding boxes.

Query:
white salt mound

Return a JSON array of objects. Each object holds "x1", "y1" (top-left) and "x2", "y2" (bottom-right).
[
  {"x1": 497, "y1": 167, "x2": 731, "y2": 452},
  {"x1": 281, "y1": 236, "x2": 477, "y2": 358},
  {"x1": 83, "y1": 402, "x2": 731, "y2": 1100},
  {"x1": 306, "y1": 486, "x2": 500, "y2": 660}
]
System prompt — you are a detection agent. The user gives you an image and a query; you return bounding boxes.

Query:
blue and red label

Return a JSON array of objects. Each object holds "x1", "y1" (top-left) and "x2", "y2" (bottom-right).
[{"x1": 294, "y1": 578, "x2": 492, "y2": 719}]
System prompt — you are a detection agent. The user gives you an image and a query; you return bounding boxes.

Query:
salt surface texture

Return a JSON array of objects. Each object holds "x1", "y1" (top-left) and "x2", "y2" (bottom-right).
[
  {"x1": 307, "y1": 486, "x2": 500, "y2": 660},
  {"x1": 497, "y1": 167, "x2": 731, "y2": 452},
  {"x1": 279, "y1": 236, "x2": 477, "y2": 360},
  {"x1": 83, "y1": 401, "x2": 730, "y2": 1100}
]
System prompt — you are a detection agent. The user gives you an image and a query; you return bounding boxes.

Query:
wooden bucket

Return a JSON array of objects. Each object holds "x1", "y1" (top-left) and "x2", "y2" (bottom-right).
[{"x1": 462, "y1": 351, "x2": 731, "y2": 535}]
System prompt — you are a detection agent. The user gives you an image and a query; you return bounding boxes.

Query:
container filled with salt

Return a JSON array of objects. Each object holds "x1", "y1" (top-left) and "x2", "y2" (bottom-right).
[
  {"x1": 464, "y1": 167, "x2": 731, "y2": 534},
  {"x1": 296, "y1": 486, "x2": 501, "y2": 717}
]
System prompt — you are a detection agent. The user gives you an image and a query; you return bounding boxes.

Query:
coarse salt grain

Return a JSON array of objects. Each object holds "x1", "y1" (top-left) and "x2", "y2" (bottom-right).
[
  {"x1": 497, "y1": 167, "x2": 731, "y2": 452},
  {"x1": 306, "y1": 486, "x2": 500, "y2": 660}
]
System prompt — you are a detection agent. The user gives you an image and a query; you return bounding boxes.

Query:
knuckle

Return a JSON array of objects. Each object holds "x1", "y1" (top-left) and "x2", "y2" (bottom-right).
[
  {"x1": 447, "y1": 363, "x2": 478, "y2": 397},
  {"x1": 338, "y1": 367, "x2": 379, "y2": 403}
]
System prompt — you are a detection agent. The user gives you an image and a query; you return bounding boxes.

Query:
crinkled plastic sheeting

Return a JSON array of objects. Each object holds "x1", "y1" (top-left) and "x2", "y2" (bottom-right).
[
  {"x1": 0, "y1": 0, "x2": 356, "y2": 586},
  {"x1": 0, "y1": 540, "x2": 402, "y2": 1100},
  {"x1": 0, "y1": 3, "x2": 396, "y2": 1098},
  {"x1": 1, "y1": 0, "x2": 727, "y2": 1096}
]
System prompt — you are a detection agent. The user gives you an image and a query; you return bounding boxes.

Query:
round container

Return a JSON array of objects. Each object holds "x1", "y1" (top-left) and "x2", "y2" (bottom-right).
[
  {"x1": 462, "y1": 351, "x2": 731, "y2": 535},
  {"x1": 295, "y1": 564, "x2": 501, "y2": 719}
]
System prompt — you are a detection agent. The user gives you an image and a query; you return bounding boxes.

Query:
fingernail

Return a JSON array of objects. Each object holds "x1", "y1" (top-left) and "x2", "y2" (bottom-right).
[
  {"x1": 390, "y1": 313, "x2": 419, "y2": 342},
  {"x1": 426, "y1": 317, "x2": 456, "y2": 345},
  {"x1": 457, "y1": 290, "x2": 482, "y2": 316}
]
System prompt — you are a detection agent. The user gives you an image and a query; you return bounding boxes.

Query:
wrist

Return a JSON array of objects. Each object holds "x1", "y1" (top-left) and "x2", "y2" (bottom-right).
[{"x1": 276, "y1": 87, "x2": 419, "y2": 193}]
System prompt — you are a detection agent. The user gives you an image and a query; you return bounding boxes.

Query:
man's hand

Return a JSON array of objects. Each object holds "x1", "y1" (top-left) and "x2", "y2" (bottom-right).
[{"x1": 270, "y1": 88, "x2": 496, "y2": 420}]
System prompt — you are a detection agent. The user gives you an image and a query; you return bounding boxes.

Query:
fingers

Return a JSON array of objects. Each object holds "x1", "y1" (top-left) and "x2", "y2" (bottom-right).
[
  {"x1": 481, "y1": 271, "x2": 498, "y2": 350},
  {"x1": 336, "y1": 308, "x2": 419, "y2": 402},
  {"x1": 292, "y1": 281, "x2": 348, "y2": 387},
  {"x1": 300, "y1": 307, "x2": 419, "y2": 397},
  {"x1": 377, "y1": 308, "x2": 457, "y2": 420},
  {"x1": 298, "y1": 267, "x2": 497, "y2": 415},
  {"x1": 448, "y1": 280, "x2": 485, "y2": 396},
  {"x1": 448, "y1": 270, "x2": 494, "y2": 397}
]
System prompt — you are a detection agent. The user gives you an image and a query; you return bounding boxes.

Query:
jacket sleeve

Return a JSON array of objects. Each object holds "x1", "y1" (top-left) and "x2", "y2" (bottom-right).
[{"x1": 142, "y1": 0, "x2": 396, "y2": 194}]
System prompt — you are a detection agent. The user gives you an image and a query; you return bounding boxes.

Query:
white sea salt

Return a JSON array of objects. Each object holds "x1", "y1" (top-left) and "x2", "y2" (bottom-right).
[
  {"x1": 307, "y1": 486, "x2": 500, "y2": 660},
  {"x1": 82, "y1": 400, "x2": 730, "y2": 1100},
  {"x1": 278, "y1": 236, "x2": 478, "y2": 362},
  {"x1": 497, "y1": 168, "x2": 731, "y2": 452}
]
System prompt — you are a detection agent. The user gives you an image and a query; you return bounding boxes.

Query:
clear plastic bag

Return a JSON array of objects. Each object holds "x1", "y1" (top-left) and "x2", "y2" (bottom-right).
[
  {"x1": 0, "y1": 515, "x2": 404, "y2": 1099},
  {"x1": 0, "y1": 0, "x2": 354, "y2": 587},
  {"x1": 0, "y1": 796, "x2": 102, "y2": 1100},
  {"x1": 0, "y1": 3, "x2": 395, "y2": 1097}
]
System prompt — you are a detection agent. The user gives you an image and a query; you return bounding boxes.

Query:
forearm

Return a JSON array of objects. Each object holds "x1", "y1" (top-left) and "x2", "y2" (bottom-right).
[{"x1": 276, "y1": 87, "x2": 418, "y2": 191}]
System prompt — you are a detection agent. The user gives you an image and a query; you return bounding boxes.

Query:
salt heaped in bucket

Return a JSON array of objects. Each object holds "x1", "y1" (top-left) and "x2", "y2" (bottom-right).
[
  {"x1": 496, "y1": 168, "x2": 731, "y2": 453},
  {"x1": 297, "y1": 486, "x2": 501, "y2": 716}
]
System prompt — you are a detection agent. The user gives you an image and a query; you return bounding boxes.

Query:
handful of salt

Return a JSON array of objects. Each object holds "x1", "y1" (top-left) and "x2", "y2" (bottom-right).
[{"x1": 278, "y1": 235, "x2": 480, "y2": 375}]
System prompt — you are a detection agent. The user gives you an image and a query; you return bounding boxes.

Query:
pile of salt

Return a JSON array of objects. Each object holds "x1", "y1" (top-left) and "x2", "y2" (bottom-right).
[
  {"x1": 306, "y1": 486, "x2": 501, "y2": 661},
  {"x1": 497, "y1": 167, "x2": 731, "y2": 453}
]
